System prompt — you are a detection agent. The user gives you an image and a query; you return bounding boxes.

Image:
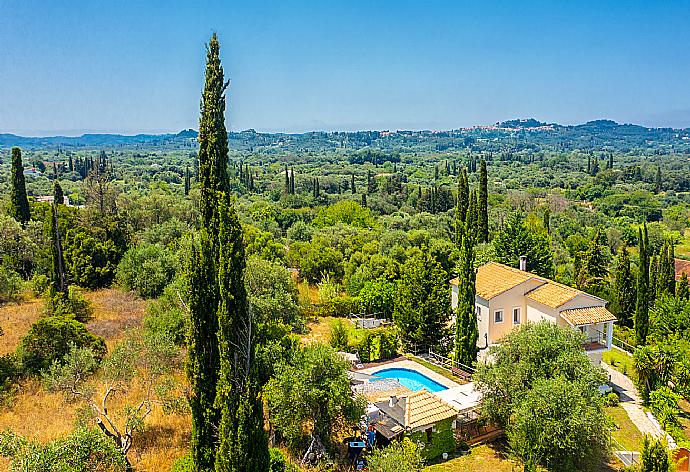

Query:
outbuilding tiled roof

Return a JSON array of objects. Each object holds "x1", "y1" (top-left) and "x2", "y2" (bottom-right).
[
  {"x1": 404, "y1": 389, "x2": 458, "y2": 429},
  {"x1": 560, "y1": 306, "x2": 617, "y2": 326}
]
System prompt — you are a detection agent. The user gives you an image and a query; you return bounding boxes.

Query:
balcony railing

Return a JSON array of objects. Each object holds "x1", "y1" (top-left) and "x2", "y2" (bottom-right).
[{"x1": 582, "y1": 330, "x2": 608, "y2": 351}]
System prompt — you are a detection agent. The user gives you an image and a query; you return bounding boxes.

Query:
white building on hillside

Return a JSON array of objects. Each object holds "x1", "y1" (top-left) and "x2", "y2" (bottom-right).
[{"x1": 451, "y1": 260, "x2": 616, "y2": 364}]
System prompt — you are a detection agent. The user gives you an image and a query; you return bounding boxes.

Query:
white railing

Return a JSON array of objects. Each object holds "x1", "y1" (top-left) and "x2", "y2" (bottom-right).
[{"x1": 428, "y1": 349, "x2": 475, "y2": 374}]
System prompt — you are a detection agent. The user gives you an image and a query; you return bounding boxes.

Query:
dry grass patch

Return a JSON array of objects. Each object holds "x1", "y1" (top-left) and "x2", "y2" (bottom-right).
[
  {"x1": 0, "y1": 298, "x2": 42, "y2": 355},
  {"x1": 85, "y1": 288, "x2": 146, "y2": 347},
  {"x1": 0, "y1": 378, "x2": 75, "y2": 442}
]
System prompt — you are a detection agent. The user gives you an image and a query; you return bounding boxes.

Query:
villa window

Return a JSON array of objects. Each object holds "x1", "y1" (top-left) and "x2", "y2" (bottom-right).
[
  {"x1": 494, "y1": 310, "x2": 504, "y2": 323},
  {"x1": 475, "y1": 305, "x2": 481, "y2": 321},
  {"x1": 513, "y1": 307, "x2": 521, "y2": 325},
  {"x1": 426, "y1": 427, "x2": 433, "y2": 443}
]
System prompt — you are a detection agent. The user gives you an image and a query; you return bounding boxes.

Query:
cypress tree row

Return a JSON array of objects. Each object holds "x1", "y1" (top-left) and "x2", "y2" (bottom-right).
[
  {"x1": 635, "y1": 224, "x2": 650, "y2": 345},
  {"x1": 9, "y1": 147, "x2": 31, "y2": 224},
  {"x1": 478, "y1": 159, "x2": 488, "y2": 243}
]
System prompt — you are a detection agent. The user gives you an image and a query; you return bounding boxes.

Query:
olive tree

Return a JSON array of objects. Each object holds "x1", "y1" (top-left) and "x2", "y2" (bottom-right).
[{"x1": 43, "y1": 332, "x2": 184, "y2": 466}]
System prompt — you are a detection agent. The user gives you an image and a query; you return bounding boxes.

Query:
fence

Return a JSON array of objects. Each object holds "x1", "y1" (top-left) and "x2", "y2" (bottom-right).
[
  {"x1": 428, "y1": 348, "x2": 475, "y2": 374},
  {"x1": 612, "y1": 335, "x2": 636, "y2": 354},
  {"x1": 610, "y1": 435, "x2": 639, "y2": 467}
]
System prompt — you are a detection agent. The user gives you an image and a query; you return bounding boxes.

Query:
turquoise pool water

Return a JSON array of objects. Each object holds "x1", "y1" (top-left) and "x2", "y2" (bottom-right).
[{"x1": 372, "y1": 368, "x2": 447, "y2": 393}]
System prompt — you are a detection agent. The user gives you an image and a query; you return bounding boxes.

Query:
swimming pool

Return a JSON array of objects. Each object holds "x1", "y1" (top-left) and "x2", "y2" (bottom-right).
[{"x1": 372, "y1": 368, "x2": 447, "y2": 393}]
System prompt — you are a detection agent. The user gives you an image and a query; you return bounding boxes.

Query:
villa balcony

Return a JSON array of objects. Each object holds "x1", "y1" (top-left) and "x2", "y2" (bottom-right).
[{"x1": 582, "y1": 333, "x2": 608, "y2": 352}]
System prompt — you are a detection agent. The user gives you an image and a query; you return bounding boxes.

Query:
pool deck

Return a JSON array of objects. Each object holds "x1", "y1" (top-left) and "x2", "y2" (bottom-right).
[{"x1": 357, "y1": 359, "x2": 461, "y2": 390}]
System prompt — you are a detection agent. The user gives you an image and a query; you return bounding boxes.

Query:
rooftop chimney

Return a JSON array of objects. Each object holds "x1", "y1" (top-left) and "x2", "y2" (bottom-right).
[
  {"x1": 519, "y1": 256, "x2": 527, "y2": 271},
  {"x1": 389, "y1": 395, "x2": 398, "y2": 408}
]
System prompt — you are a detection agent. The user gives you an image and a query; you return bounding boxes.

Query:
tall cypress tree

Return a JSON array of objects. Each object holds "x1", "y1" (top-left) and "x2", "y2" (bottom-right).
[
  {"x1": 655, "y1": 167, "x2": 662, "y2": 194},
  {"x1": 214, "y1": 194, "x2": 269, "y2": 472},
  {"x1": 661, "y1": 241, "x2": 676, "y2": 296},
  {"x1": 284, "y1": 165, "x2": 290, "y2": 194},
  {"x1": 478, "y1": 159, "x2": 489, "y2": 243},
  {"x1": 185, "y1": 165, "x2": 191, "y2": 196},
  {"x1": 613, "y1": 244, "x2": 636, "y2": 327},
  {"x1": 454, "y1": 216, "x2": 478, "y2": 366},
  {"x1": 635, "y1": 224, "x2": 650, "y2": 345},
  {"x1": 53, "y1": 180, "x2": 64, "y2": 205},
  {"x1": 289, "y1": 167, "x2": 295, "y2": 194},
  {"x1": 465, "y1": 189, "x2": 478, "y2": 244},
  {"x1": 50, "y1": 203, "x2": 67, "y2": 295},
  {"x1": 457, "y1": 168, "x2": 469, "y2": 223},
  {"x1": 351, "y1": 174, "x2": 356, "y2": 194},
  {"x1": 188, "y1": 32, "x2": 230, "y2": 472},
  {"x1": 9, "y1": 147, "x2": 31, "y2": 224},
  {"x1": 197, "y1": 33, "x2": 229, "y2": 234}
]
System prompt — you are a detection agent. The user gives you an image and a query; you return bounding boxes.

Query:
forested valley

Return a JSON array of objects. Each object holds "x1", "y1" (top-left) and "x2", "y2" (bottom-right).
[{"x1": 1, "y1": 34, "x2": 690, "y2": 472}]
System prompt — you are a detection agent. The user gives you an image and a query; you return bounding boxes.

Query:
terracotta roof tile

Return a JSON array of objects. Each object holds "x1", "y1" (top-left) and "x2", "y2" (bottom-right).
[
  {"x1": 675, "y1": 259, "x2": 690, "y2": 281},
  {"x1": 463, "y1": 262, "x2": 538, "y2": 299},
  {"x1": 525, "y1": 282, "x2": 582, "y2": 308},
  {"x1": 404, "y1": 389, "x2": 457, "y2": 429},
  {"x1": 560, "y1": 306, "x2": 617, "y2": 326}
]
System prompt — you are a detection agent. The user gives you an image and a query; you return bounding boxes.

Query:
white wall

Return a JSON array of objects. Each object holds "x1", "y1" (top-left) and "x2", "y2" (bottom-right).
[{"x1": 475, "y1": 297, "x2": 490, "y2": 349}]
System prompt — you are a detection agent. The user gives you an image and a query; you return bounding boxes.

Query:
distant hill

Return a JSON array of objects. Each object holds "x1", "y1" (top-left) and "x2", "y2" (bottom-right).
[{"x1": 1, "y1": 119, "x2": 688, "y2": 152}]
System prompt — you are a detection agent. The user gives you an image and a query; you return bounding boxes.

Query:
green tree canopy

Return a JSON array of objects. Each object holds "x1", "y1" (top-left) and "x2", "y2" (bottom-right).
[
  {"x1": 394, "y1": 249, "x2": 450, "y2": 350},
  {"x1": 493, "y1": 212, "x2": 554, "y2": 278},
  {"x1": 265, "y1": 343, "x2": 365, "y2": 453},
  {"x1": 313, "y1": 200, "x2": 376, "y2": 228}
]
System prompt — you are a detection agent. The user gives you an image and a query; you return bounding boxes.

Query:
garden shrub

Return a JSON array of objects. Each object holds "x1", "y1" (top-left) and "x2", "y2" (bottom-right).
[
  {"x1": 603, "y1": 392, "x2": 620, "y2": 407},
  {"x1": 18, "y1": 316, "x2": 106, "y2": 374},
  {"x1": 143, "y1": 278, "x2": 188, "y2": 345},
  {"x1": 328, "y1": 319, "x2": 349, "y2": 351},
  {"x1": 30, "y1": 273, "x2": 50, "y2": 298},
  {"x1": 0, "y1": 427, "x2": 127, "y2": 471},
  {"x1": 44, "y1": 286, "x2": 93, "y2": 322},
  {"x1": 269, "y1": 448, "x2": 298, "y2": 472},
  {"x1": 0, "y1": 266, "x2": 22, "y2": 304},
  {"x1": 170, "y1": 454, "x2": 194, "y2": 472},
  {"x1": 116, "y1": 242, "x2": 176, "y2": 298},
  {"x1": 649, "y1": 387, "x2": 681, "y2": 430}
]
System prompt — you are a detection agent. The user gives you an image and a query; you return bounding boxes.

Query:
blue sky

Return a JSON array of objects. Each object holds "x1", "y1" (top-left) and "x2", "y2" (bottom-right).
[{"x1": 1, "y1": 0, "x2": 689, "y2": 135}]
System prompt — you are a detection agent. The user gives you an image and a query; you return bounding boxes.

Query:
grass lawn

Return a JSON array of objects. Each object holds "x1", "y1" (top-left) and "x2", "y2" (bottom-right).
[
  {"x1": 603, "y1": 349, "x2": 637, "y2": 382},
  {"x1": 606, "y1": 406, "x2": 644, "y2": 452},
  {"x1": 423, "y1": 444, "x2": 519, "y2": 472},
  {"x1": 300, "y1": 316, "x2": 364, "y2": 346}
]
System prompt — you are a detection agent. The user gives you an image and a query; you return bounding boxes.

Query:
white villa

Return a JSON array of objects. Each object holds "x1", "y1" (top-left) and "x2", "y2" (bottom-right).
[{"x1": 451, "y1": 259, "x2": 616, "y2": 364}]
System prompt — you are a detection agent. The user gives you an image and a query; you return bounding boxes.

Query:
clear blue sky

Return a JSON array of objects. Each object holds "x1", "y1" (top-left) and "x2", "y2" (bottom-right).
[{"x1": 1, "y1": 0, "x2": 689, "y2": 135}]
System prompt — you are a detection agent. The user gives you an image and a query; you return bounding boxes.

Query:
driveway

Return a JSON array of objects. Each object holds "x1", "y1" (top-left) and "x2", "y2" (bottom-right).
[{"x1": 603, "y1": 362, "x2": 663, "y2": 440}]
